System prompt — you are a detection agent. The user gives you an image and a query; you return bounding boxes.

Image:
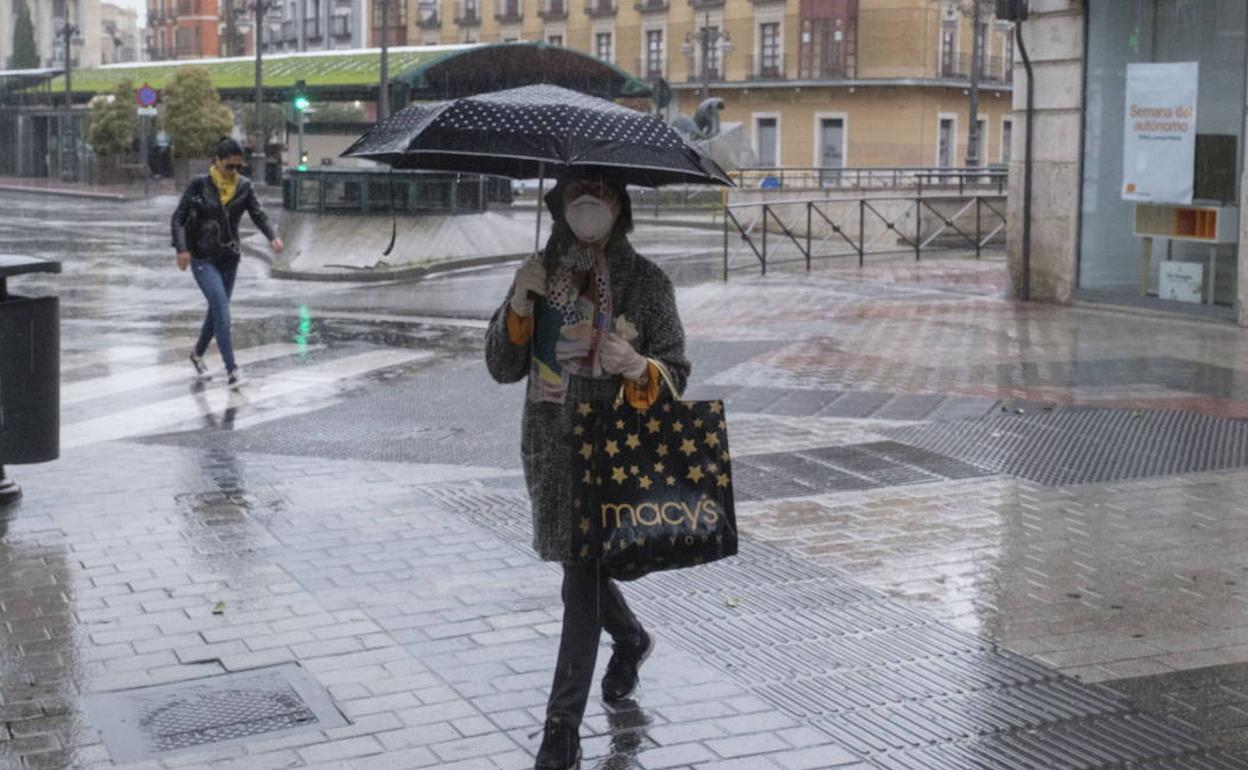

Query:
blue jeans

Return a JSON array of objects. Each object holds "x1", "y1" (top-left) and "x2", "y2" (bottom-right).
[{"x1": 191, "y1": 259, "x2": 238, "y2": 372}]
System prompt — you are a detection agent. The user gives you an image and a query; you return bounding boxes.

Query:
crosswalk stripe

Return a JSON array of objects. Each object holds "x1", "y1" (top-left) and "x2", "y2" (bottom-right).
[
  {"x1": 60, "y1": 338, "x2": 199, "y2": 374},
  {"x1": 62, "y1": 349, "x2": 430, "y2": 449},
  {"x1": 62, "y1": 342, "x2": 322, "y2": 405}
]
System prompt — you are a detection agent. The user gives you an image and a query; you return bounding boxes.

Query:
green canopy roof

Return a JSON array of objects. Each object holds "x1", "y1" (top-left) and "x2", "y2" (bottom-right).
[
  {"x1": 43, "y1": 46, "x2": 458, "y2": 97},
  {"x1": 31, "y1": 42, "x2": 651, "y2": 103}
]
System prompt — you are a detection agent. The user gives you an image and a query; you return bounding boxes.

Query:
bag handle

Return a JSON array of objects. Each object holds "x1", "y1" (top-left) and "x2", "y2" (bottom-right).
[{"x1": 615, "y1": 357, "x2": 680, "y2": 406}]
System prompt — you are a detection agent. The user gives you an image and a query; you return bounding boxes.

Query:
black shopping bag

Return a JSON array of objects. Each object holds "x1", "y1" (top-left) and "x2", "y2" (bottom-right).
[{"x1": 569, "y1": 362, "x2": 738, "y2": 580}]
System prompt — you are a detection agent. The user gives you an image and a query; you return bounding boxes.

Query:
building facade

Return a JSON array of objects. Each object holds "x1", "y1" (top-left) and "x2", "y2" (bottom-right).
[
  {"x1": 395, "y1": 0, "x2": 1014, "y2": 172},
  {"x1": 147, "y1": 0, "x2": 222, "y2": 59},
  {"x1": 1, "y1": 0, "x2": 104, "y2": 69},
  {"x1": 100, "y1": 2, "x2": 141, "y2": 62},
  {"x1": 1006, "y1": 0, "x2": 1248, "y2": 325},
  {"x1": 255, "y1": 0, "x2": 369, "y2": 54}
]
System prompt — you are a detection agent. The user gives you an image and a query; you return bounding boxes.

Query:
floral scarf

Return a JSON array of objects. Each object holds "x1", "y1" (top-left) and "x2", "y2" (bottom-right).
[{"x1": 528, "y1": 247, "x2": 613, "y2": 404}]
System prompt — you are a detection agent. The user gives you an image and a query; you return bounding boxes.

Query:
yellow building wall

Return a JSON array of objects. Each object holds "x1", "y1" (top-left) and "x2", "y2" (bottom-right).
[
  {"x1": 407, "y1": 0, "x2": 1015, "y2": 170},
  {"x1": 695, "y1": 85, "x2": 1012, "y2": 168}
]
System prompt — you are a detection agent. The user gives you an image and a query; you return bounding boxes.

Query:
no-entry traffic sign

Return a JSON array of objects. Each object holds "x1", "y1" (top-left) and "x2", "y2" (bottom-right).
[{"x1": 136, "y1": 84, "x2": 159, "y2": 108}]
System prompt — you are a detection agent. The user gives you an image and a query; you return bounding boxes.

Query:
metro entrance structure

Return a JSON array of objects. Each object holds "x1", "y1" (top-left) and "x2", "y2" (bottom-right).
[{"x1": 0, "y1": 42, "x2": 653, "y2": 179}]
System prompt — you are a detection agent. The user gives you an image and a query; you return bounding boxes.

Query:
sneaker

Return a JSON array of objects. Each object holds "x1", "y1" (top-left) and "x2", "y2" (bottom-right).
[
  {"x1": 534, "y1": 716, "x2": 581, "y2": 770},
  {"x1": 601, "y1": 629, "x2": 654, "y2": 702},
  {"x1": 227, "y1": 368, "x2": 244, "y2": 390},
  {"x1": 189, "y1": 353, "x2": 210, "y2": 380}
]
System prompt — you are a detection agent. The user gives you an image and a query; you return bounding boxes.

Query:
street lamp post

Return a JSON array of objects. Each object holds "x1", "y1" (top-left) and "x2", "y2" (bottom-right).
[
  {"x1": 236, "y1": 1, "x2": 278, "y2": 186},
  {"x1": 967, "y1": 0, "x2": 982, "y2": 170},
  {"x1": 56, "y1": 22, "x2": 82, "y2": 182},
  {"x1": 682, "y1": 14, "x2": 731, "y2": 103},
  {"x1": 378, "y1": 0, "x2": 390, "y2": 120}
]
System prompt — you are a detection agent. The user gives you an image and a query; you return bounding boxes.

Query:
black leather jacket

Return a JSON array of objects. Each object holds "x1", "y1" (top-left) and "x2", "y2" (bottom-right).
[{"x1": 171, "y1": 173, "x2": 276, "y2": 266}]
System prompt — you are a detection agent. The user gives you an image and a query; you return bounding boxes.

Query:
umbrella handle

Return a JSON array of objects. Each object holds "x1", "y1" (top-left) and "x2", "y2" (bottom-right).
[{"x1": 535, "y1": 163, "x2": 545, "y2": 255}]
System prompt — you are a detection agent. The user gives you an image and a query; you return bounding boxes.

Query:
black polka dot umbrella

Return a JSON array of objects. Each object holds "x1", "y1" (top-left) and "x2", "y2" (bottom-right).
[{"x1": 341, "y1": 84, "x2": 733, "y2": 188}]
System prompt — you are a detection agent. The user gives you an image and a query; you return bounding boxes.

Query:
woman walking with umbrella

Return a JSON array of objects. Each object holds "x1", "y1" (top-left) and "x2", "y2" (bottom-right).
[
  {"x1": 172, "y1": 137, "x2": 283, "y2": 389},
  {"x1": 486, "y1": 170, "x2": 690, "y2": 769},
  {"x1": 343, "y1": 84, "x2": 732, "y2": 769}
]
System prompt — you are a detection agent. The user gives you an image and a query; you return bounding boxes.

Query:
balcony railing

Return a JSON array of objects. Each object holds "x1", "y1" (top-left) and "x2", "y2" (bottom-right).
[
  {"x1": 748, "y1": 53, "x2": 786, "y2": 81},
  {"x1": 797, "y1": 48, "x2": 854, "y2": 80},
  {"x1": 684, "y1": 63, "x2": 722, "y2": 83},
  {"x1": 585, "y1": 0, "x2": 616, "y2": 17},
  {"x1": 939, "y1": 52, "x2": 1013, "y2": 84},
  {"x1": 495, "y1": 0, "x2": 522, "y2": 22},
  {"x1": 538, "y1": 0, "x2": 566, "y2": 18},
  {"x1": 689, "y1": 0, "x2": 724, "y2": 8},
  {"x1": 635, "y1": 56, "x2": 668, "y2": 81},
  {"x1": 634, "y1": 0, "x2": 668, "y2": 11},
  {"x1": 455, "y1": 5, "x2": 481, "y2": 24}
]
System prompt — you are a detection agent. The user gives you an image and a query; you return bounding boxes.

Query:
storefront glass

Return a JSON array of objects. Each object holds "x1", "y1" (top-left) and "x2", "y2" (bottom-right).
[{"x1": 1079, "y1": 0, "x2": 1246, "y2": 305}]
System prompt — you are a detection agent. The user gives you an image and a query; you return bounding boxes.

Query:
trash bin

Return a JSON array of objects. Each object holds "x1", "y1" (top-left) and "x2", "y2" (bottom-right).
[{"x1": 0, "y1": 255, "x2": 61, "y2": 505}]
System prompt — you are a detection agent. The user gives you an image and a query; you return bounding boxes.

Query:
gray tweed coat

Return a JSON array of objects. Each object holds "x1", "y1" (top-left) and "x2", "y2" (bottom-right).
[{"x1": 485, "y1": 232, "x2": 691, "y2": 562}]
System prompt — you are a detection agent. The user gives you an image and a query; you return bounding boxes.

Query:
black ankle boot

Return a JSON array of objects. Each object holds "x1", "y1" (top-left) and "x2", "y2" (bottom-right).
[
  {"x1": 601, "y1": 629, "x2": 654, "y2": 701},
  {"x1": 535, "y1": 715, "x2": 581, "y2": 770}
]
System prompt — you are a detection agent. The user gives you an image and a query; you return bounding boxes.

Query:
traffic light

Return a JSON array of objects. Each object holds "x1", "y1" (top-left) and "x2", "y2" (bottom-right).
[{"x1": 293, "y1": 80, "x2": 310, "y2": 112}]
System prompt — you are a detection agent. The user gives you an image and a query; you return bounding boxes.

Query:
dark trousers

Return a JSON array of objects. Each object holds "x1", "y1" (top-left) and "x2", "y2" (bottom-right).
[
  {"x1": 547, "y1": 562, "x2": 643, "y2": 726},
  {"x1": 191, "y1": 259, "x2": 239, "y2": 372}
]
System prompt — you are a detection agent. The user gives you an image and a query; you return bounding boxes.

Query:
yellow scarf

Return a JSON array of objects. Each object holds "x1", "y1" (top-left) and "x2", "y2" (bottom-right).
[{"x1": 209, "y1": 165, "x2": 238, "y2": 206}]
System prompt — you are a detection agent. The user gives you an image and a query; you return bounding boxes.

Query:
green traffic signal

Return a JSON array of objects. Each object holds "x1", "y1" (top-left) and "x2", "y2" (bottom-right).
[{"x1": 293, "y1": 79, "x2": 309, "y2": 112}]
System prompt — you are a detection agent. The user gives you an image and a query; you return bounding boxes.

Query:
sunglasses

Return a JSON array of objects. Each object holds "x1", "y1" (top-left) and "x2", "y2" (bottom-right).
[{"x1": 223, "y1": 163, "x2": 243, "y2": 172}]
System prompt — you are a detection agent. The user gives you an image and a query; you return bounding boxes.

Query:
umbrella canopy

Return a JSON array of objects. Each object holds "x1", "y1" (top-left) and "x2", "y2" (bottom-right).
[{"x1": 341, "y1": 84, "x2": 732, "y2": 188}]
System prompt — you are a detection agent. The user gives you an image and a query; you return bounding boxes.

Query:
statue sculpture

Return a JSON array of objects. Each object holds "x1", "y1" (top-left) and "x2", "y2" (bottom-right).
[{"x1": 670, "y1": 97, "x2": 756, "y2": 171}]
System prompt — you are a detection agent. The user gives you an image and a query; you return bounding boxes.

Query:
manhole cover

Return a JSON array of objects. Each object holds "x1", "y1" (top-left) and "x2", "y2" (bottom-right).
[{"x1": 85, "y1": 664, "x2": 346, "y2": 762}]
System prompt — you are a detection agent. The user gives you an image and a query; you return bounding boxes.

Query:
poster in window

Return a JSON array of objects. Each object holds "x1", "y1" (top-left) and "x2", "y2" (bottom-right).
[{"x1": 1122, "y1": 62, "x2": 1199, "y2": 205}]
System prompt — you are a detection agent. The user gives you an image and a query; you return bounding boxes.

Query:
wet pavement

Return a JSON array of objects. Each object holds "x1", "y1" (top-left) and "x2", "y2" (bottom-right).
[{"x1": 3, "y1": 190, "x2": 1248, "y2": 768}]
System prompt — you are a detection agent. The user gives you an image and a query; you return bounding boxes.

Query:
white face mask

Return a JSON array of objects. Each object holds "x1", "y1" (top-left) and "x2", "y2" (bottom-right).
[{"x1": 564, "y1": 194, "x2": 617, "y2": 244}]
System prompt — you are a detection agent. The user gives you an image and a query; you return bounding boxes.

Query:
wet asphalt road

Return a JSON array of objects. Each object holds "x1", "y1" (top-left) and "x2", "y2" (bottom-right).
[{"x1": 0, "y1": 191, "x2": 748, "y2": 467}]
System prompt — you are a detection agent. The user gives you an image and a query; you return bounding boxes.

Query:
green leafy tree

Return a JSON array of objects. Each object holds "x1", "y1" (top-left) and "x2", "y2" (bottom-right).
[
  {"x1": 8, "y1": 0, "x2": 39, "y2": 69},
  {"x1": 306, "y1": 102, "x2": 367, "y2": 125},
  {"x1": 88, "y1": 79, "x2": 138, "y2": 156},
  {"x1": 160, "y1": 67, "x2": 234, "y2": 159},
  {"x1": 236, "y1": 103, "x2": 284, "y2": 144}
]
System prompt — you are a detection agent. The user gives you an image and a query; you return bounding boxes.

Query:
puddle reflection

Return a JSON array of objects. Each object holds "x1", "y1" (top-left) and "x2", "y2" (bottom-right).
[{"x1": 592, "y1": 698, "x2": 652, "y2": 769}]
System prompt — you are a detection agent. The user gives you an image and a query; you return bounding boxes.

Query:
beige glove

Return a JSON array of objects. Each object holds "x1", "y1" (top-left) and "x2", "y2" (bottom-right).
[
  {"x1": 509, "y1": 255, "x2": 546, "y2": 317},
  {"x1": 599, "y1": 333, "x2": 648, "y2": 380}
]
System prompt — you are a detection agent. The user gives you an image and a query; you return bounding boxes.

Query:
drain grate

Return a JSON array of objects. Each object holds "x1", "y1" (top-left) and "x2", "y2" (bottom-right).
[
  {"x1": 881, "y1": 406, "x2": 1248, "y2": 486},
  {"x1": 86, "y1": 664, "x2": 345, "y2": 762}
]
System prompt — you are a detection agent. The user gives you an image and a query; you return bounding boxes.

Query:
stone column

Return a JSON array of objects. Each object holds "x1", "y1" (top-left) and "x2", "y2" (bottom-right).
[
  {"x1": 1238, "y1": 58, "x2": 1248, "y2": 325},
  {"x1": 1005, "y1": 0, "x2": 1084, "y2": 303}
]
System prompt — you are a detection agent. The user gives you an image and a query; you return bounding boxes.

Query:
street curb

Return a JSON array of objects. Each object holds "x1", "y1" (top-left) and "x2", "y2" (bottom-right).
[
  {"x1": 0, "y1": 183, "x2": 132, "y2": 202},
  {"x1": 244, "y1": 240, "x2": 529, "y2": 283}
]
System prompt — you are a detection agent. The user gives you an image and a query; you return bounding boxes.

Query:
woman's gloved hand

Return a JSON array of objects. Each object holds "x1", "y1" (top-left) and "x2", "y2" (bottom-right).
[
  {"x1": 509, "y1": 255, "x2": 546, "y2": 317},
  {"x1": 600, "y1": 333, "x2": 648, "y2": 380}
]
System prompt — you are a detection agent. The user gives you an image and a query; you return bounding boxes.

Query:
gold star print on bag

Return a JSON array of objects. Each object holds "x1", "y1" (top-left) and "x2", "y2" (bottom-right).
[{"x1": 569, "y1": 361, "x2": 737, "y2": 581}]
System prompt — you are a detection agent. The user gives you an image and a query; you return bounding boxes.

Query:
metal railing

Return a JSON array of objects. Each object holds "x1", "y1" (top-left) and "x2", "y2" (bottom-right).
[
  {"x1": 747, "y1": 53, "x2": 786, "y2": 81},
  {"x1": 585, "y1": 0, "x2": 616, "y2": 16},
  {"x1": 282, "y1": 168, "x2": 512, "y2": 215},
  {"x1": 731, "y1": 167, "x2": 1008, "y2": 194},
  {"x1": 940, "y1": 52, "x2": 1013, "y2": 83},
  {"x1": 720, "y1": 193, "x2": 1007, "y2": 279},
  {"x1": 538, "y1": 0, "x2": 567, "y2": 18}
]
